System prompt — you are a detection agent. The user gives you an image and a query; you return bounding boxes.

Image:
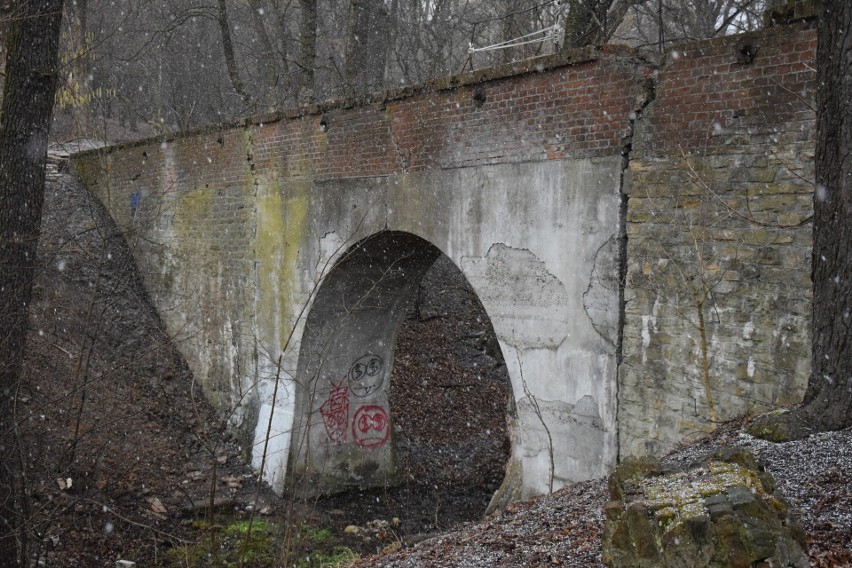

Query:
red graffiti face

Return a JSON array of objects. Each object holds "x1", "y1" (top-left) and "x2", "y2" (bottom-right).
[
  {"x1": 319, "y1": 385, "x2": 349, "y2": 444},
  {"x1": 352, "y1": 405, "x2": 390, "y2": 449}
]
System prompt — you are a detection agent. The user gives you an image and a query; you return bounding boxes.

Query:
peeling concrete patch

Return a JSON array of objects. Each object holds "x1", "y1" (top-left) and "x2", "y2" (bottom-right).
[
  {"x1": 518, "y1": 395, "x2": 604, "y2": 432},
  {"x1": 517, "y1": 395, "x2": 607, "y2": 487},
  {"x1": 318, "y1": 230, "x2": 344, "y2": 267},
  {"x1": 462, "y1": 244, "x2": 569, "y2": 349}
]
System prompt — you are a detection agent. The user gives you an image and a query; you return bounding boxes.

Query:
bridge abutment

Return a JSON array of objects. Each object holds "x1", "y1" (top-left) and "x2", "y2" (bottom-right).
[{"x1": 73, "y1": 17, "x2": 816, "y2": 502}]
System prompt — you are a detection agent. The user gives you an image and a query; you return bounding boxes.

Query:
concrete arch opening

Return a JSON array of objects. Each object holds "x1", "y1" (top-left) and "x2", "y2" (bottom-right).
[{"x1": 289, "y1": 230, "x2": 512, "y2": 530}]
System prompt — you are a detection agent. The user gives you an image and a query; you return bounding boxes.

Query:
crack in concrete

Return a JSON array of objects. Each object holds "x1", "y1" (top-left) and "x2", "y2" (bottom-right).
[
  {"x1": 613, "y1": 75, "x2": 658, "y2": 464},
  {"x1": 582, "y1": 234, "x2": 620, "y2": 350}
]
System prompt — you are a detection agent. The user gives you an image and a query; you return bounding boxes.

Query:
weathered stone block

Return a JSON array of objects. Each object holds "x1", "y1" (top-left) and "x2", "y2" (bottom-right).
[{"x1": 603, "y1": 449, "x2": 808, "y2": 568}]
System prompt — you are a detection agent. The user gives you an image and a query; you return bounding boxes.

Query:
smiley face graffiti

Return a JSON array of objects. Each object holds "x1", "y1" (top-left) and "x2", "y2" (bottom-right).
[
  {"x1": 347, "y1": 354, "x2": 385, "y2": 397},
  {"x1": 352, "y1": 405, "x2": 390, "y2": 448}
]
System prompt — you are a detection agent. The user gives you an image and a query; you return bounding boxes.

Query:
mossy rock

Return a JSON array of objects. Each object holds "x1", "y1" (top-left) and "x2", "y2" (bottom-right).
[
  {"x1": 746, "y1": 410, "x2": 816, "y2": 442},
  {"x1": 603, "y1": 448, "x2": 808, "y2": 568},
  {"x1": 607, "y1": 455, "x2": 663, "y2": 502}
]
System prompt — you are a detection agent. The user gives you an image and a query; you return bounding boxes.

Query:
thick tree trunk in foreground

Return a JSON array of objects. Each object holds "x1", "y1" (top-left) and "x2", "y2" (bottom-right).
[
  {"x1": 806, "y1": 0, "x2": 852, "y2": 430},
  {"x1": 561, "y1": 0, "x2": 617, "y2": 51},
  {"x1": 0, "y1": 0, "x2": 64, "y2": 564},
  {"x1": 748, "y1": 0, "x2": 852, "y2": 441}
]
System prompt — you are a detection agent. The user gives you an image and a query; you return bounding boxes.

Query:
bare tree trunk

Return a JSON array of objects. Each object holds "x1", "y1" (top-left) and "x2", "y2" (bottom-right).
[
  {"x1": 0, "y1": 1, "x2": 64, "y2": 564},
  {"x1": 384, "y1": 0, "x2": 399, "y2": 84},
  {"x1": 247, "y1": 0, "x2": 283, "y2": 107},
  {"x1": 216, "y1": 0, "x2": 252, "y2": 104},
  {"x1": 270, "y1": 0, "x2": 294, "y2": 102},
  {"x1": 66, "y1": 0, "x2": 90, "y2": 136},
  {"x1": 345, "y1": 0, "x2": 389, "y2": 96},
  {"x1": 499, "y1": 0, "x2": 525, "y2": 64},
  {"x1": 66, "y1": 0, "x2": 89, "y2": 81},
  {"x1": 298, "y1": 0, "x2": 318, "y2": 103},
  {"x1": 748, "y1": 0, "x2": 852, "y2": 441},
  {"x1": 561, "y1": 0, "x2": 617, "y2": 50},
  {"x1": 562, "y1": 0, "x2": 596, "y2": 49},
  {"x1": 804, "y1": 0, "x2": 852, "y2": 429}
]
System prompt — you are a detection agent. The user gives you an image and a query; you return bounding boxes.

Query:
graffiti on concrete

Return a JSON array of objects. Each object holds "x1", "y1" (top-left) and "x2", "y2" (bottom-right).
[
  {"x1": 352, "y1": 405, "x2": 390, "y2": 448},
  {"x1": 319, "y1": 382, "x2": 350, "y2": 444},
  {"x1": 319, "y1": 353, "x2": 390, "y2": 447},
  {"x1": 347, "y1": 353, "x2": 384, "y2": 397}
]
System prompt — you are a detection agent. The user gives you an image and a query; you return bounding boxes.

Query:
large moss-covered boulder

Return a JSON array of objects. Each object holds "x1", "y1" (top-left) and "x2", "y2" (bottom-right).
[
  {"x1": 746, "y1": 409, "x2": 816, "y2": 442},
  {"x1": 602, "y1": 448, "x2": 808, "y2": 568}
]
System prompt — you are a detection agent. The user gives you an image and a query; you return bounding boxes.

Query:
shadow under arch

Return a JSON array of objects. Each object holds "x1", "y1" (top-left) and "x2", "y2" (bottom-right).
[{"x1": 289, "y1": 230, "x2": 513, "y2": 530}]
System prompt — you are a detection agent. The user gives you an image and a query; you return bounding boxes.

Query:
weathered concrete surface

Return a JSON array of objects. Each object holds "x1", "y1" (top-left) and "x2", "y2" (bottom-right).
[
  {"x1": 77, "y1": 143, "x2": 624, "y2": 497},
  {"x1": 278, "y1": 158, "x2": 623, "y2": 496}
]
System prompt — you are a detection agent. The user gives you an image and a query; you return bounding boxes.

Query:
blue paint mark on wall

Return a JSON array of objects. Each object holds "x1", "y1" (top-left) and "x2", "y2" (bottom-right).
[{"x1": 130, "y1": 192, "x2": 140, "y2": 218}]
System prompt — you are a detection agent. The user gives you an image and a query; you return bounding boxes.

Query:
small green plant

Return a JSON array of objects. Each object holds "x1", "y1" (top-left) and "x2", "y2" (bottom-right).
[
  {"x1": 228, "y1": 520, "x2": 273, "y2": 534},
  {"x1": 264, "y1": 519, "x2": 361, "y2": 568},
  {"x1": 300, "y1": 524, "x2": 333, "y2": 542},
  {"x1": 160, "y1": 519, "x2": 276, "y2": 567},
  {"x1": 159, "y1": 518, "x2": 357, "y2": 568}
]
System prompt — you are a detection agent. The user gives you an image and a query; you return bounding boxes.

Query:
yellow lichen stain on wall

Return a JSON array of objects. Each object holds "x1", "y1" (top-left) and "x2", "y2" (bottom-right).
[
  {"x1": 174, "y1": 185, "x2": 215, "y2": 267},
  {"x1": 255, "y1": 176, "x2": 311, "y2": 352}
]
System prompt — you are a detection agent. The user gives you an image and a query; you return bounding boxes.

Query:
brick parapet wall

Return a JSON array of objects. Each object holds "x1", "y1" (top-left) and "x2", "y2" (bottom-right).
[
  {"x1": 78, "y1": 48, "x2": 657, "y2": 257},
  {"x1": 633, "y1": 21, "x2": 816, "y2": 157},
  {"x1": 246, "y1": 58, "x2": 654, "y2": 182},
  {"x1": 77, "y1": 47, "x2": 655, "y2": 178}
]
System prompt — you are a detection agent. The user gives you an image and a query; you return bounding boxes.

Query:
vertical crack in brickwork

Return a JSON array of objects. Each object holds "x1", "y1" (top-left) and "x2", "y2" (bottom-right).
[
  {"x1": 618, "y1": 77, "x2": 657, "y2": 363},
  {"x1": 615, "y1": 76, "x2": 658, "y2": 463}
]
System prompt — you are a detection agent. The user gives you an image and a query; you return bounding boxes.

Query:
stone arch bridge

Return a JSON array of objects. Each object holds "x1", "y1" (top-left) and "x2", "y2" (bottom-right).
[{"x1": 74, "y1": 17, "x2": 817, "y2": 499}]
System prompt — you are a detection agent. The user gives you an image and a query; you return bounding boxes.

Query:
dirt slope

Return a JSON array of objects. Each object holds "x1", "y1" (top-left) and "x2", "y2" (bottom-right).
[{"x1": 20, "y1": 170, "x2": 276, "y2": 566}]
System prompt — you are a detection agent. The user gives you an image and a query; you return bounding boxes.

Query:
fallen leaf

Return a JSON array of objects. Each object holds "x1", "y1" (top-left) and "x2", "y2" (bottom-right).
[{"x1": 147, "y1": 496, "x2": 167, "y2": 515}]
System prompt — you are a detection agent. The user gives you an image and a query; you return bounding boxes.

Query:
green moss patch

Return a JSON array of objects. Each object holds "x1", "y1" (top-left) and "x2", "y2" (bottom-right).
[{"x1": 159, "y1": 518, "x2": 356, "y2": 568}]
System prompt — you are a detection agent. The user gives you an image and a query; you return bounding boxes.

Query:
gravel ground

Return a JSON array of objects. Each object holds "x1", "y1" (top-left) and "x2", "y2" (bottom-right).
[{"x1": 353, "y1": 419, "x2": 852, "y2": 568}]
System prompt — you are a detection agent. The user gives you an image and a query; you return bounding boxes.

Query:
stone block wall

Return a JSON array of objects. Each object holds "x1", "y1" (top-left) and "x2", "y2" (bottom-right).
[{"x1": 620, "y1": 21, "x2": 816, "y2": 458}]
